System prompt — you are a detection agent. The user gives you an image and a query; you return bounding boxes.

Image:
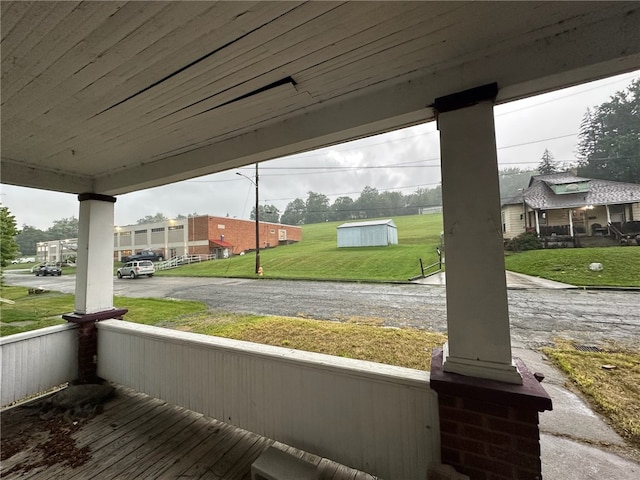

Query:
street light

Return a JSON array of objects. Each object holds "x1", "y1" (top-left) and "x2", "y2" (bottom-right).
[{"x1": 236, "y1": 164, "x2": 260, "y2": 274}]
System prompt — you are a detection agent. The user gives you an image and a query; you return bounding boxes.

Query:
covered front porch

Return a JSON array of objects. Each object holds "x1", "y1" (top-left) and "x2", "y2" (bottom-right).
[{"x1": 2, "y1": 1, "x2": 639, "y2": 478}]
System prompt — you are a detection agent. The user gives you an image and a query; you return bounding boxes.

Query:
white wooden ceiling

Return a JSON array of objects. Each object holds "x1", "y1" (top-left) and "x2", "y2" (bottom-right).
[{"x1": 2, "y1": 1, "x2": 639, "y2": 195}]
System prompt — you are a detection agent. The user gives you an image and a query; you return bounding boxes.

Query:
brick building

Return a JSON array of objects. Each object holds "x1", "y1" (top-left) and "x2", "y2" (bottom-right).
[
  {"x1": 38, "y1": 216, "x2": 301, "y2": 263},
  {"x1": 187, "y1": 215, "x2": 302, "y2": 257}
]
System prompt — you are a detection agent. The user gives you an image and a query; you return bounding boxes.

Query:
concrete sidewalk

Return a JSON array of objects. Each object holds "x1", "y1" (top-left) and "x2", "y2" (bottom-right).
[
  {"x1": 414, "y1": 270, "x2": 576, "y2": 289},
  {"x1": 515, "y1": 348, "x2": 639, "y2": 479}
]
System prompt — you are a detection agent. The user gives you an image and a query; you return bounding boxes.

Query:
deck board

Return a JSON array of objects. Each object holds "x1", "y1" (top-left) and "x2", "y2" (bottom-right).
[{"x1": 1, "y1": 385, "x2": 378, "y2": 480}]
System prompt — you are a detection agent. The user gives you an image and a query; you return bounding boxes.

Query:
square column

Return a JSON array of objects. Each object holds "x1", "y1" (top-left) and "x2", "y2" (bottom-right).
[
  {"x1": 64, "y1": 193, "x2": 127, "y2": 384},
  {"x1": 74, "y1": 193, "x2": 117, "y2": 314},
  {"x1": 435, "y1": 84, "x2": 521, "y2": 384}
]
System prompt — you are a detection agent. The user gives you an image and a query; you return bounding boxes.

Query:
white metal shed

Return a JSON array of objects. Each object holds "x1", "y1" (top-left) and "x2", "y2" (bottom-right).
[{"x1": 337, "y1": 219, "x2": 398, "y2": 248}]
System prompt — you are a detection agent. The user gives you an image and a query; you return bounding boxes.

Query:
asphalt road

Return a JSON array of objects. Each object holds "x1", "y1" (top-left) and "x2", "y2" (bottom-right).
[{"x1": 5, "y1": 272, "x2": 639, "y2": 349}]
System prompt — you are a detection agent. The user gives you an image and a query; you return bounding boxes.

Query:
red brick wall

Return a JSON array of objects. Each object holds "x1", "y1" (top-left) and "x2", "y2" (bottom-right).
[
  {"x1": 430, "y1": 350, "x2": 552, "y2": 480},
  {"x1": 195, "y1": 216, "x2": 301, "y2": 254},
  {"x1": 438, "y1": 394, "x2": 542, "y2": 480}
]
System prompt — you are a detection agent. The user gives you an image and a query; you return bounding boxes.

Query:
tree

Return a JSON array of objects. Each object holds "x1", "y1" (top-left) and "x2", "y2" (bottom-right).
[
  {"x1": 251, "y1": 205, "x2": 280, "y2": 223},
  {"x1": 15, "y1": 225, "x2": 48, "y2": 256},
  {"x1": 498, "y1": 167, "x2": 536, "y2": 201},
  {"x1": 378, "y1": 191, "x2": 406, "y2": 216},
  {"x1": 537, "y1": 149, "x2": 557, "y2": 175},
  {"x1": 1, "y1": 207, "x2": 19, "y2": 266},
  {"x1": 355, "y1": 186, "x2": 381, "y2": 218},
  {"x1": 406, "y1": 185, "x2": 442, "y2": 214},
  {"x1": 47, "y1": 216, "x2": 79, "y2": 239},
  {"x1": 331, "y1": 196, "x2": 355, "y2": 221},
  {"x1": 136, "y1": 213, "x2": 168, "y2": 224},
  {"x1": 176, "y1": 212, "x2": 199, "y2": 219},
  {"x1": 280, "y1": 198, "x2": 306, "y2": 225},
  {"x1": 304, "y1": 191, "x2": 330, "y2": 224},
  {"x1": 577, "y1": 79, "x2": 640, "y2": 183}
]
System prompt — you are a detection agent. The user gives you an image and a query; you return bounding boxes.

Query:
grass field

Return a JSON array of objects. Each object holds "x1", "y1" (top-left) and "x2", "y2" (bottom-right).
[
  {"x1": 157, "y1": 214, "x2": 444, "y2": 281},
  {"x1": 0, "y1": 285, "x2": 208, "y2": 337},
  {"x1": 544, "y1": 341, "x2": 640, "y2": 449},
  {"x1": 505, "y1": 247, "x2": 640, "y2": 287},
  {"x1": 155, "y1": 213, "x2": 640, "y2": 286}
]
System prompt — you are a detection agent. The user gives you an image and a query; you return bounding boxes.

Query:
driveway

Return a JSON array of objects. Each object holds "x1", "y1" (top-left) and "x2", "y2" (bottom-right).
[{"x1": 4, "y1": 272, "x2": 639, "y2": 349}]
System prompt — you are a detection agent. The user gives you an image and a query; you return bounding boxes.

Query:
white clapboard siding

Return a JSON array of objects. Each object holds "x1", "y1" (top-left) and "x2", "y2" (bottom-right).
[
  {"x1": 97, "y1": 320, "x2": 439, "y2": 480},
  {"x1": 0, "y1": 323, "x2": 78, "y2": 406}
]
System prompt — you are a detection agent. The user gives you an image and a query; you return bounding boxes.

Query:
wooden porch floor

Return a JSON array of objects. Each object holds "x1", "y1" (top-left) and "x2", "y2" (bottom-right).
[{"x1": 1, "y1": 385, "x2": 378, "y2": 480}]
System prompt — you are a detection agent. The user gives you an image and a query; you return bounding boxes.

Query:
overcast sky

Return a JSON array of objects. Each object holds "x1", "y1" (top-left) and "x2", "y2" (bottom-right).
[{"x1": 2, "y1": 70, "x2": 638, "y2": 230}]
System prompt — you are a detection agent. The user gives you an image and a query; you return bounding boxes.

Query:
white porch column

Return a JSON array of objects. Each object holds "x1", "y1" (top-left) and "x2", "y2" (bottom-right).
[
  {"x1": 434, "y1": 84, "x2": 521, "y2": 384},
  {"x1": 75, "y1": 193, "x2": 116, "y2": 314},
  {"x1": 606, "y1": 204, "x2": 612, "y2": 224},
  {"x1": 569, "y1": 209, "x2": 574, "y2": 237},
  {"x1": 534, "y1": 210, "x2": 540, "y2": 235}
]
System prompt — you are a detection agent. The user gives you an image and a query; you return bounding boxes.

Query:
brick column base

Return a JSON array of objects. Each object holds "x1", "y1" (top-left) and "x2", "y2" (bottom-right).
[
  {"x1": 430, "y1": 349, "x2": 552, "y2": 480},
  {"x1": 63, "y1": 309, "x2": 128, "y2": 384}
]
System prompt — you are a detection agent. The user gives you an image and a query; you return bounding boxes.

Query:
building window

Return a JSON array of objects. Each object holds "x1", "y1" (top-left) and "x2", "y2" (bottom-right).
[
  {"x1": 168, "y1": 225, "x2": 184, "y2": 231},
  {"x1": 120, "y1": 231, "x2": 131, "y2": 237},
  {"x1": 270, "y1": 229, "x2": 275, "y2": 234},
  {"x1": 151, "y1": 227, "x2": 165, "y2": 233},
  {"x1": 135, "y1": 229, "x2": 147, "y2": 234}
]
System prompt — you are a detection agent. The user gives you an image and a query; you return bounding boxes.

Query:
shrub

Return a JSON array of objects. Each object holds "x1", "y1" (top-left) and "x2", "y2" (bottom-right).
[{"x1": 505, "y1": 232, "x2": 542, "y2": 252}]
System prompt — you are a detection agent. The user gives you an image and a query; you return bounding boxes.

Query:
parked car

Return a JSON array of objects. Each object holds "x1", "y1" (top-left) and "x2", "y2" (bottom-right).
[
  {"x1": 121, "y1": 250, "x2": 164, "y2": 262},
  {"x1": 34, "y1": 265, "x2": 62, "y2": 276},
  {"x1": 117, "y1": 260, "x2": 155, "y2": 279}
]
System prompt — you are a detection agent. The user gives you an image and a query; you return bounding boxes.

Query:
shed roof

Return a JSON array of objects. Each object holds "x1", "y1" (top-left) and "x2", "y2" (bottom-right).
[{"x1": 337, "y1": 219, "x2": 397, "y2": 229}]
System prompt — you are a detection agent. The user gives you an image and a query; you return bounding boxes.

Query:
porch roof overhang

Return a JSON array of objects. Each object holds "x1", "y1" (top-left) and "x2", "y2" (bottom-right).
[
  {"x1": 210, "y1": 240, "x2": 234, "y2": 249},
  {"x1": 1, "y1": 1, "x2": 639, "y2": 196}
]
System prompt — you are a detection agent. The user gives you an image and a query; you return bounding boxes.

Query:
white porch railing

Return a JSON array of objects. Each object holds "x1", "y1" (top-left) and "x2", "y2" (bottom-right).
[
  {"x1": 0, "y1": 323, "x2": 78, "y2": 407},
  {"x1": 97, "y1": 320, "x2": 439, "y2": 479}
]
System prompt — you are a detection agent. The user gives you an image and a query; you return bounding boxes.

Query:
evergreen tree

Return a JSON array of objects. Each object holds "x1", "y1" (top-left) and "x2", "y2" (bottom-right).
[
  {"x1": 1, "y1": 207, "x2": 19, "y2": 266},
  {"x1": 537, "y1": 149, "x2": 557, "y2": 175},
  {"x1": 577, "y1": 79, "x2": 640, "y2": 183}
]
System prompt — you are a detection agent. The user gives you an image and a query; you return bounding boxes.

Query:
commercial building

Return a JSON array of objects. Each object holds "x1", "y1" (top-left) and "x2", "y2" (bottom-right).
[{"x1": 36, "y1": 215, "x2": 301, "y2": 263}]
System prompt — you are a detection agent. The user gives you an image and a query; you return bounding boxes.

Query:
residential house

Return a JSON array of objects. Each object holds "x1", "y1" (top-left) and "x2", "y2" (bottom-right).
[{"x1": 502, "y1": 173, "x2": 640, "y2": 242}]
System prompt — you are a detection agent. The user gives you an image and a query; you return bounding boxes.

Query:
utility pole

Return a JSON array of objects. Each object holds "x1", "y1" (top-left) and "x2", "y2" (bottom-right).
[
  {"x1": 236, "y1": 164, "x2": 261, "y2": 274},
  {"x1": 254, "y1": 163, "x2": 260, "y2": 274}
]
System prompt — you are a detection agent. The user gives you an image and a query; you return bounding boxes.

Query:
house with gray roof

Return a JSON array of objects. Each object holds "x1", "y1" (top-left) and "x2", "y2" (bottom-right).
[{"x1": 501, "y1": 173, "x2": 640, "y2": 242}]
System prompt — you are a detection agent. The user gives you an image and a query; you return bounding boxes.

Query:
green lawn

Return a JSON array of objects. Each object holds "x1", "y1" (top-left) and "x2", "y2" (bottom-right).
[
  {"x1": 0, "y1": 285, "x2": 208, "y2": 337},
  {"x1": 157, "y1": 215, "x2": 443, "y2": 281},
  {"x1": 505, "y1": 247, "x2": 640, "y2": 287}
]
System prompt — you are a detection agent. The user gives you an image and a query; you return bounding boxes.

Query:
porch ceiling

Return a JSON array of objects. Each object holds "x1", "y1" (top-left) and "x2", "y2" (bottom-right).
[{"x1": 1, "y1": 1, "x2": 639, "y2": 196}]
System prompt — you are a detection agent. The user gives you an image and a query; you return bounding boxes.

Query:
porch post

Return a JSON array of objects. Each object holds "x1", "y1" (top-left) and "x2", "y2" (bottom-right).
[
  {"x1": 434, "y1": 84, "x2": 521, "y2": 384},
  {"x1": 606, "y1": 204, "x2": 612, "y2": 224},
  {"x1": 534, "y1": 210, "x2": 540, "y2": 235},
  {"x1": 430, "y1": 84, "x2": 551, "y2": 480},
  {"x1": 63, "y1": 193, "x2": 127, "y2": 383},
  {"x1": 74, "y1": 193, "x2": 116, "y2": 314},
  {"x1": 569, "y1": 209, "x2": 574, "y2": 237}
]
